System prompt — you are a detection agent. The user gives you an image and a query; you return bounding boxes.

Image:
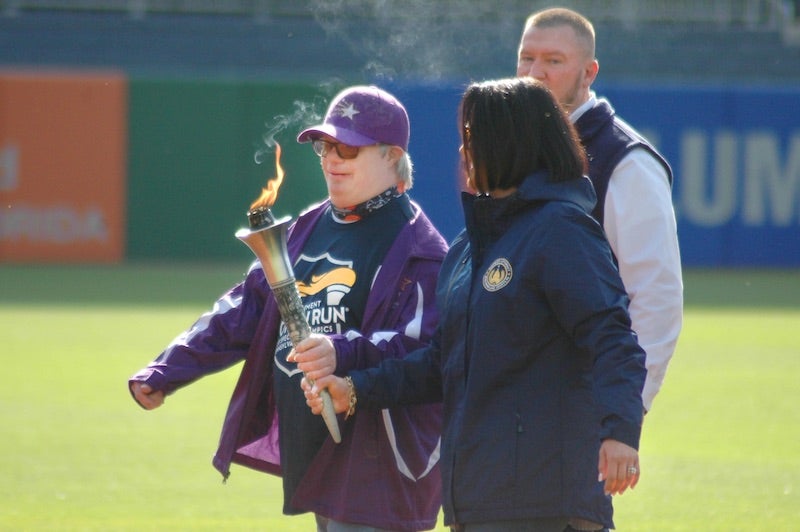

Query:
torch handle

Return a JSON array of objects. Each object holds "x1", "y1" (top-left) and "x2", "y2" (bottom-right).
[{"x1": 272, "y1": 280, "x2": 342, "y2": 444}]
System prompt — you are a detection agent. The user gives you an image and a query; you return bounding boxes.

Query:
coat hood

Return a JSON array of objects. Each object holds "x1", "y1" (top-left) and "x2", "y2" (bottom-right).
[
  {"x1": 462, "y1": 171, "x2": 597, "y2": 263},
  {"x1": 515, "y1": 170, "x2": 597, "y2": 214}
]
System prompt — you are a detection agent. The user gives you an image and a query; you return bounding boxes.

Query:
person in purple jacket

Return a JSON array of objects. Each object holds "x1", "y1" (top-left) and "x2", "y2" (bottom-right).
[{"x1": 129, "y1": 85, "x2": 448, "y2": 532}]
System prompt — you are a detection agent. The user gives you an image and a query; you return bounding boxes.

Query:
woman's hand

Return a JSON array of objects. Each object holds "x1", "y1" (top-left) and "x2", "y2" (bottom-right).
[
  {"x1": 301, "y1": 375, "x2": 351, "y2": 415},
  {"x1": 598, "y1": 439, "x2": 640, "y2": 495}
]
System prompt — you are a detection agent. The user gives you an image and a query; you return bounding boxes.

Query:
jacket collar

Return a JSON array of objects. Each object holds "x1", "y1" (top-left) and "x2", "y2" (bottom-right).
[
  {"x1": 574, "y1": 97, "x2": 615, "y2": 145},
  {"x1": 462, "y1": 171, "x2": 596, "y2": 267},
  {"x1": 515, "y1": 170, "x2": 596, "y2": 213},
  {"x1": 463, "y1": 170, "x2": 597, "y2": 223}
]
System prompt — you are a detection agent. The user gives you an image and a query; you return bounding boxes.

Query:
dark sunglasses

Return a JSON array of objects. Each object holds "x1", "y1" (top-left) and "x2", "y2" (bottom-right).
[{"x1": 312, "y1": 139, "x2": 362, "y2": 160}]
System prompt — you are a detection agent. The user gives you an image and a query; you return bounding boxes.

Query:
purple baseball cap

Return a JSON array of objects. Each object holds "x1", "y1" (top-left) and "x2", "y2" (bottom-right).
[{"x1": 297, "y1": 85, "x2": 410, "y2": 150}]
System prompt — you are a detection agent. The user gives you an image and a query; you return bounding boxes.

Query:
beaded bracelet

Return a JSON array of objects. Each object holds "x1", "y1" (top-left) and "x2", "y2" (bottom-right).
[{"x1": 344, "y1": 376, "x2": 357, "y2": 420}]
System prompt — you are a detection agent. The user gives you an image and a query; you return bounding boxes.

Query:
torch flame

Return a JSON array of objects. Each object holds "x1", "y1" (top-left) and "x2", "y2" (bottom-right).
[{"x1": 249, "y1": 143, "x2": 285, "y2": 210}]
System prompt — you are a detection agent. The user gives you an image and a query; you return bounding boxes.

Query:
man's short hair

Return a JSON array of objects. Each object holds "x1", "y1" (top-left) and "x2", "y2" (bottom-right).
[{"x1": 525, "y1": 7, "x2": 596, "y2": 59}]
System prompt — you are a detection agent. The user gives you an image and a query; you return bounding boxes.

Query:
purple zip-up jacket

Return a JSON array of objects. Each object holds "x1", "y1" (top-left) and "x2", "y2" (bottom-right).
[{"x1": 129, "y1": 198, "x2": 447, "y2": 531}]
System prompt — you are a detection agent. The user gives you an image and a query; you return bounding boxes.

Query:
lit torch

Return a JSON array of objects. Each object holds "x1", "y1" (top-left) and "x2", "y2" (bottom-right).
[{"x1": 235, "y1": 143, "x2": 342, "y2": 443}]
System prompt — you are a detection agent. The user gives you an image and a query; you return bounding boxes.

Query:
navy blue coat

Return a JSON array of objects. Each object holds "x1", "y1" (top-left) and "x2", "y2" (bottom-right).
[{"x1": 352, "y1": 171, "x2": 646, "y2": 528}]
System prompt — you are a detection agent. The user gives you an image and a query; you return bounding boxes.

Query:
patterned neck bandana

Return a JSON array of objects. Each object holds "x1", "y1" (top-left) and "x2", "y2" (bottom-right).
[{"x1": 330, "y1": 185, "x2": 403, "y2": 222}]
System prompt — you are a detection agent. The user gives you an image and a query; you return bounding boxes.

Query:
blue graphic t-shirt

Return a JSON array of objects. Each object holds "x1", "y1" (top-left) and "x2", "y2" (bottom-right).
[{"x1": 274, "y1": 193, "x2": 413, "y2": 514}]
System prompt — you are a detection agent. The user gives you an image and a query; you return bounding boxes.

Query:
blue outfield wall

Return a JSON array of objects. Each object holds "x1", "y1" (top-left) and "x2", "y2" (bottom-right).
[{"x1": 386, "y1": 82, "x2": 800, "y2": 267}]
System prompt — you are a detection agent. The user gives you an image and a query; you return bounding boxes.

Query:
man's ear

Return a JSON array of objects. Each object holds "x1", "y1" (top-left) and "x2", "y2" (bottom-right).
[{"x1": 584, "y1": 58, "x2": 600, "y2": 88}]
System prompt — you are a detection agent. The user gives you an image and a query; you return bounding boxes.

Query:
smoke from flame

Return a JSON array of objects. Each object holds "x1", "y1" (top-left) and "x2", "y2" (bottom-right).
[{"x1": 249, "y1": 142, "x2": 284, "y2": 210}]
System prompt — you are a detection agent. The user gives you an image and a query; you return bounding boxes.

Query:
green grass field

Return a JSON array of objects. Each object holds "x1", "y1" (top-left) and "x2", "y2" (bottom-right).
[{"x1": 1, "y1": 264, "x2": 799, "y2": 530}]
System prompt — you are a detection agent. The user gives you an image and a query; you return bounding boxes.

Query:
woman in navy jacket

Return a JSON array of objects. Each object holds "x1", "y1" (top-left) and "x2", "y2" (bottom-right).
[{"x1": 299, "y1": 78, "x2": 646, "y2": 531}]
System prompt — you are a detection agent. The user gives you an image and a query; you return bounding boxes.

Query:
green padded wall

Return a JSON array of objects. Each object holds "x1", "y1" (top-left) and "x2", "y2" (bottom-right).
[{"x1": 128, "y1": 79, "x2": 332, "y2": 261}]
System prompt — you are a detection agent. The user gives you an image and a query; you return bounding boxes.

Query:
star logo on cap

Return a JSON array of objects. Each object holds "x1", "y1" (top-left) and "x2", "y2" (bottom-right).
[{"x1": 338, "y1": 102, "x2": 360, "y2": 121}]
